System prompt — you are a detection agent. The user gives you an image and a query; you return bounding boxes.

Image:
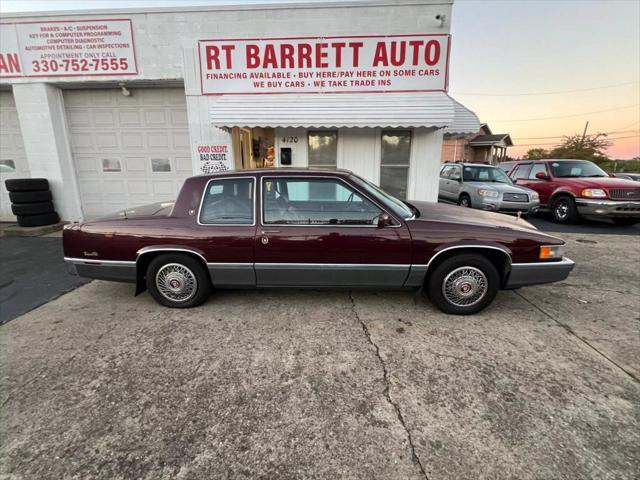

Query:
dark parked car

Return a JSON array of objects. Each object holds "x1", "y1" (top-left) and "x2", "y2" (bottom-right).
[
  {"x1": 504, "y1": 159, "x2": 640, "y2": 225},
  {"x1": 63, "y1": 169, "x2": 574, "y2": 315},
  {"x1": 611, "y1": 172, "x2": 640, "y2": 182}
]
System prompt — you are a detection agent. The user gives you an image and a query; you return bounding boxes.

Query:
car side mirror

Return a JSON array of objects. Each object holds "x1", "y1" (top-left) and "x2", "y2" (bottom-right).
[
  {"x1": 377, "y1": 213, "x2": 392, "y2": 228},
  {"x1": 535, "y1": 172, "x2": 549, "y2": 180},
  {"x1": 608, "y1": 172, "x2": 616, "y2": 178},
  {"x1": 450, "y1": 175, "x2": 461, "y2": 182}
]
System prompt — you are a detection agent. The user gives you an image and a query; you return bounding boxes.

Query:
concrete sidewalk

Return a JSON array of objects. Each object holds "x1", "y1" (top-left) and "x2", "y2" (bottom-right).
[{"x1": 0, "y1": 233, "x2": 639, "y2": 479}]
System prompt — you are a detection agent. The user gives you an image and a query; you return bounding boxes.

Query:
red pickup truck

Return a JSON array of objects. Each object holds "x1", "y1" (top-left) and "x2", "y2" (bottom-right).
[{"x1": 502, "y1": 159, "x2": 640, "y2": 225}]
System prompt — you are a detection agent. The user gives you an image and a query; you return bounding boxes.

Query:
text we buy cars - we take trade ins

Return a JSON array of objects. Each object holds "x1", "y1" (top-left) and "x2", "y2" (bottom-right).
[{"x1": 0, "y1": 0, "x2": 480, "y2": 222}]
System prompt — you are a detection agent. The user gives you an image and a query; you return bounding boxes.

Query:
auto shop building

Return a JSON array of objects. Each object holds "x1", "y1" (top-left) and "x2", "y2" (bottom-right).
[{"x1": 0, "y1": 0, "x2": 479, "y2": 221}]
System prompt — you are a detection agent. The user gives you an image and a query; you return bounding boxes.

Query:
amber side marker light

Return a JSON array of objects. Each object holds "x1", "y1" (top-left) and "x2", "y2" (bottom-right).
[{"x1": 539, "y1": 245, "x2": 564, "y2": 260}]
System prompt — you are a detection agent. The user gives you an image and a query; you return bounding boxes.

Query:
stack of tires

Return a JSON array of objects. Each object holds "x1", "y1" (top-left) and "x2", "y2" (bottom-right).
[{"x1": 5, "y1": 178, "x2": 60, "y2": 228}]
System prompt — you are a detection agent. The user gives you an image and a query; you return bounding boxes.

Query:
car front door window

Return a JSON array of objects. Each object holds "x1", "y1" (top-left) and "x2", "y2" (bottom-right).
[
  {"x1": 262, "y1": 177, "x2": 383, "y2": 226},
  {"x1": 512, "y1": 164, "x2": 533, "y2": 181},
  {"x1": 529, "y1": 163, "x2": 548, "y2": 179}
]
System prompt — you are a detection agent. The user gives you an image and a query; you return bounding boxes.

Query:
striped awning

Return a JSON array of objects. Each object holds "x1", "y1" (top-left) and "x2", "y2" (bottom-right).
[
  {"x1": 209, "y1": 92, "x2": 462, "y2": 129},
  {"x1": 444, "y1": 97, "x2": 481, "y2": 135}
]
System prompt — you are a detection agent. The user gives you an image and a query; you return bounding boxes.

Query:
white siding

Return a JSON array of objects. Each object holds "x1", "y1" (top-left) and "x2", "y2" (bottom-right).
[{"x1": 0, "y1": 90, "x2": 29, "y2": 221}]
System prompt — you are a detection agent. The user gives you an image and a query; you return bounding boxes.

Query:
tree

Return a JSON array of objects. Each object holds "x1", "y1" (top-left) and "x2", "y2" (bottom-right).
[
  {"x1": 549, "y1": 133, "x2": 612, "y2": 162},
  {"x1": 523, "y1": 148, "x2": 549, "y2": 160}
]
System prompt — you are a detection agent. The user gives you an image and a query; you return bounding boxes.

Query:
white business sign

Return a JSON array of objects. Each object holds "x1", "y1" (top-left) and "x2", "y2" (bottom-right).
[
  {"x1": 195, "y1": 143, "x2": 234, "y2": 174},
  {"x1": 0, "y1": 19, "x2": 137, "y2": 78},
  {"x1": 198, "y1": 34, "x2": 450, "y2": 95}
]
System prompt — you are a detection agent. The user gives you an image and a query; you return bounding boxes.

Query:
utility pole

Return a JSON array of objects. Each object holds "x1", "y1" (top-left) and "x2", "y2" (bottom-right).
[{"x1": 580, "y1": 121, "x2": 589, "y2": 147}]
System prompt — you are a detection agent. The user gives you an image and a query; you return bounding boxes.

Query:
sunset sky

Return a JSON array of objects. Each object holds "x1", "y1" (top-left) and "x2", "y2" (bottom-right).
[
  {"x1": 449, "y1": 0, "x2": 640, "y2": 159},
  {"x1": 2, "y1": 0, "x2": 639, "y2": 159}
]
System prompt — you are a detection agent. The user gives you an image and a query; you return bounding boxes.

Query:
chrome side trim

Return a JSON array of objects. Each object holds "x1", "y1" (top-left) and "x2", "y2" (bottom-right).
[
  {"x1": 425, "y1": 245, "x2": 512, "y2": 270},
  {"x1": 197, "y1": 176, "x2": 257, "y2": 227},
  {"x1": 254, "y1": 262, "x2": 410, "y2": 287},
  {"x1": 64, "y1": 257, "x2": 136, "y2": 266},
  {"x1": 255, "y1": 263, "x2": 410, "y2": 269},
  {"x1": 404, "y1": 264, "x2": 428, "y2": 287},
  {"x1": 207, "y1": 262, "x2": 256, "y2": 287},
  {"x1": 136, "y1": 246, "x2": 208, "y2": 264},
  {"x1": 510, "y1": 258, "x2": 574, "y2": 267}
]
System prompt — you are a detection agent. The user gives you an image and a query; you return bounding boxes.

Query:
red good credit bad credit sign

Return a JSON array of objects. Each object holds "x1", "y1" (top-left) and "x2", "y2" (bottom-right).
[
  {"x1": 0, "y1": 19, "x2": 137, "y2": 78},
  {"x1": 198, "y1": 34, "x2": 450, "y2": 94}
]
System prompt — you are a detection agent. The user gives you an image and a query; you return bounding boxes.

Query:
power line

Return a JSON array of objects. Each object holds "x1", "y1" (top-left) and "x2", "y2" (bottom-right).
[
  {"x1": 513, "y1": 129, "x2": 640, "y2": 140},
  {"x1": 487, "y1": 104, "x2": 640, "y2": 122},
  {"x1": 514, "y1": 134, "x2": 640, "y2": 148},
  {"x1": 453, "y1": 81, "x2": 640, "y2": 97}
]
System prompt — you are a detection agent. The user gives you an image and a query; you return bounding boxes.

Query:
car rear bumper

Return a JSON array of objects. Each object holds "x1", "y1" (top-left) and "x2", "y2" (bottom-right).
[
  {"x1": 576, "y1": 199, "x2": 640, "y2": 218},
  {"x1": 64, "y1": 257, "x2": 137, "y2": 283},
  {"x1": 505, "y1": 257, "x2": 575, "y2": 289}
]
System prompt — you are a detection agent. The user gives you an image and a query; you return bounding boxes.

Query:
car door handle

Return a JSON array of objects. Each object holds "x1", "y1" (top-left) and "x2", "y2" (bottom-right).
[{"x1": 260, "y1": 230, "x2": 280, "y2": 234}]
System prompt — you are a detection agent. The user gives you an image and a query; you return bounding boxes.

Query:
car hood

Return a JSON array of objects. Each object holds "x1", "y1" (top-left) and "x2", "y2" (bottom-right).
[
  {"x1": 408, "y1": 200, "x2": 549, "y2": 235},
  {"x1": 553, "y1": 176, "x2": 639, "y2": 189},
  {"x1": 465, "y1": 181, "x2": 533, "y2": 193}
]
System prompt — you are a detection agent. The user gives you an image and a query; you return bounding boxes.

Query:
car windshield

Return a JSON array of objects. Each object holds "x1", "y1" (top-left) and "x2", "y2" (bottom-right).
[
  {"x1": 548, "y1": 161, "x2": 608, "y2": 178},
  {"x1": 462, "y1": 166, "x2": 512, "y2": 184},
  {"x1": 350, "y1": 174, "x2": 414, "y2": 219}
]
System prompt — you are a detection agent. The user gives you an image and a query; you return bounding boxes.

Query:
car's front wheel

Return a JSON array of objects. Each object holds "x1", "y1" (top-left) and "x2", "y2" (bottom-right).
[
  {"x1": 551, "y1": 196, "x2": 578, "y2": 223},
  {"x1": 458, "y1": 194, "x2": 472, "y2": 208},
  {"x1": 426, "y1": 254, "x2": 499, "y2": 315},
  {"x1": 146, "y1": 253, "x2": 212, "y2": 308}
]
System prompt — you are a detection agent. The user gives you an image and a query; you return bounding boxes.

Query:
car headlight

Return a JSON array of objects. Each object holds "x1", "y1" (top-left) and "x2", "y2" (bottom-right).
[
  {"x1": 581, "y1": 188, "x2": 607, "y2": 198},
  {"x1": 478, "y1": 189, "x2": 499, "y2": 198},
  {"x1": 539, "y1": 244, "x2": 564, "y2": 260},
  {"x1": 530, "y1": 191, "x2": 539, "y2": 200}
]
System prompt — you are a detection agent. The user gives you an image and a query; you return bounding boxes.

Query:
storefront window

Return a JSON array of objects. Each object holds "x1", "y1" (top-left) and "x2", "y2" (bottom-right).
[
  {"x1": 380, "y1": 130, "x2": 411, "y2": 199},
  {"x1": 308, "y1": 131, "x2": 337, "y2": 168}
]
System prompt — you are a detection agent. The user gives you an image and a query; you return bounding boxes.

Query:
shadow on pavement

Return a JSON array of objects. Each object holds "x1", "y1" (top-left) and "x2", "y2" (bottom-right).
[{"x1": 528, "y1": 213, "x2": 640, "y2": 235}]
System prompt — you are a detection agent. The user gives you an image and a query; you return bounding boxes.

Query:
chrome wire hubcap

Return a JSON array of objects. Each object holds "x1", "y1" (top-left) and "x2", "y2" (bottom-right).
[
  {"x1": 555, "y1": 202, "x2": 568, "y2": 219},
  {"x1": 156, "y1": 263, "x2": 197, "y2": 302},
  {"x1": 442, "y1": 266, "x2": 488, "y2": 307}
]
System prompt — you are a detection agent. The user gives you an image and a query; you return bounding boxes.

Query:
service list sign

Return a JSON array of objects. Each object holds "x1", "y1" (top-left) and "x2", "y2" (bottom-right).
[
  {"x1": 0, "y1": 19, "x2": 137, "y2": 78},
  {"x1": 198, "y1": 34, "x2": 450, "y2": 95}
]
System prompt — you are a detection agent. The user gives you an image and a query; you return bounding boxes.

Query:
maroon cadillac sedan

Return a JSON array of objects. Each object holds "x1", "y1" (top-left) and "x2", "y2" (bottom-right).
[{"x1": 63, "y1": 169, "x2": 574, "y2": 315}]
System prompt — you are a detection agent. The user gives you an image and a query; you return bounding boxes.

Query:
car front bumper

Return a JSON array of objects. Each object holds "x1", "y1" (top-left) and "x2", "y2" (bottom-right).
[
  {"x1": 575, "y1": 199, "x2": 640, "y2": 218},
  {"x1": 479, "y1": 198, "x2": 540, "y2": 214},
  {"x1": 505, "y1": 257, "x2": 575, "y2": 289}
]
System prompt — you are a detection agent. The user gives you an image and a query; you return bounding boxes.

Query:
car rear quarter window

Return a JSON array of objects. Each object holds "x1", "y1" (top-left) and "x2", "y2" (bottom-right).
[{"x1": 199, "y1": 177, "x2": 255, "y2": 225}]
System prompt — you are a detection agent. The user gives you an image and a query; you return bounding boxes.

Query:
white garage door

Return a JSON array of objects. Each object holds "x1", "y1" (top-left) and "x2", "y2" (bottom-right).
[
  {"x1": 64, "y1": 87, "x2": 192, "y2": 219},
  {"x1": 0, "y1": 91, "x2": 30, "y2": 221}
]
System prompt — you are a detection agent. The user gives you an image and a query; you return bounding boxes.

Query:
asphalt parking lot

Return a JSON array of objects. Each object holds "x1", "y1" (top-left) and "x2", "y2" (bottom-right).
[{"x1": 1, "y1": 231, "x2": 639, "y2": 480}]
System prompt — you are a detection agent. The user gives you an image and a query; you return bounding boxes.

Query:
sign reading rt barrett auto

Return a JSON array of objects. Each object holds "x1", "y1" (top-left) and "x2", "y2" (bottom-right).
[{"x1": 198, "y1": 34, "x2": 450, "y2": 95}]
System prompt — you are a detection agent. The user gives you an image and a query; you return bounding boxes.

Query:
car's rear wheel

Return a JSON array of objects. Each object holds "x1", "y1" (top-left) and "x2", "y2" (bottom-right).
[
  {"x1": 551, "y1": 196, "x2": 578, "y2": 223},
  {"x1": 458, "y1": 194, "x2": 472, "y2": 208},
  {"x1": 426, "y1": 254, "x2": 499, "y2": 315},
  {"x1": 146, "y1": 253, "x2": 212, "y2": 308}
]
